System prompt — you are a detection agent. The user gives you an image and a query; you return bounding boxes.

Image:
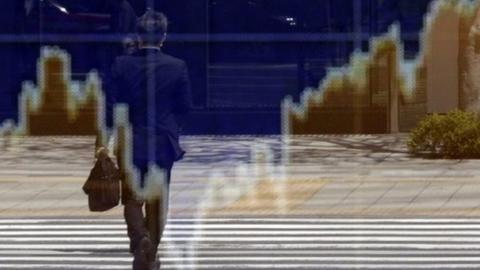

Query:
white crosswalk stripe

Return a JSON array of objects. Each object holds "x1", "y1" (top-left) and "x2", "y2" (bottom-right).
[{"x1": 2, "y1": 219, "x2": 480, "y2": 269}]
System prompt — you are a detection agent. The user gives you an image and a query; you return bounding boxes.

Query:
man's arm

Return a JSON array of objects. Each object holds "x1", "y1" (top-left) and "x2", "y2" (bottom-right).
[
  {"x1": 105, "y1": 59, "x2": 122, "y2": 128},
  {"x1": 96, "y1": 59, "x2": 121, "y2": 157}
]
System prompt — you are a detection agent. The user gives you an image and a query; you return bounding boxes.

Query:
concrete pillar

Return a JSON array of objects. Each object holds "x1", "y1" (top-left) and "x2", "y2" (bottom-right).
[
  {"x1": 426, "y1": 8, "x2": 460, "y2": 113},
  {"x1": 389, "y1": 73, "x2": 399, "y2": 133}
]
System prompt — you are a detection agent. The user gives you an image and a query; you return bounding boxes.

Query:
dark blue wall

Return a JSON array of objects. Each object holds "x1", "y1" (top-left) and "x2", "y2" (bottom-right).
[{"x1": 0, "y1": 0, "x2": 433, "y2": 135}]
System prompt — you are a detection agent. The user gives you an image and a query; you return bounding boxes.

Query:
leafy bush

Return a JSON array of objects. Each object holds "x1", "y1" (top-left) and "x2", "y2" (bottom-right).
[{"x1": 407, "y1": 110, "x2": 480, "y2": 158}]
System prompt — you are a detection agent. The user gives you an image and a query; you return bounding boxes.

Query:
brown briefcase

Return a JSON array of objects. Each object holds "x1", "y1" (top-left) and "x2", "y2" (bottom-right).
[{"x1": 82, "y1": 155, "x2": 120, "y2": 212}]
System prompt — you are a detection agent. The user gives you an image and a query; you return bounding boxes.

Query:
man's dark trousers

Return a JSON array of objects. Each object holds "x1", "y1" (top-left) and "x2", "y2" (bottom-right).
[{"x1": 122, "y1": 166, "x2": 172, "y2": 257}]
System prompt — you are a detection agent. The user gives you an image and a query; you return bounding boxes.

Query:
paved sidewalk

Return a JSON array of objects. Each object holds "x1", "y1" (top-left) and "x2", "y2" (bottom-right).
[{"x1": 1, "y1": 135, "x2": 480, "y2": 218}]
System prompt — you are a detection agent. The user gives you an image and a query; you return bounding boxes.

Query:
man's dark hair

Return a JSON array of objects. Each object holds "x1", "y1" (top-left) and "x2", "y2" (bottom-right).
[{"x1": 136, "y1": 10, "x2": 168, "y2": 45}]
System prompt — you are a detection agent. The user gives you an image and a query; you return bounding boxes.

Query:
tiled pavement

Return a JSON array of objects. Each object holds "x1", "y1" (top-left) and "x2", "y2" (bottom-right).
[{"x1": 1, "y1": 135, "x2": 480, "y2": 218}]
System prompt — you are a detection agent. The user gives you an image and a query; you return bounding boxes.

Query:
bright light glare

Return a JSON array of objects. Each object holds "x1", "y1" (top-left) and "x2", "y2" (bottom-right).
[{"x1": 59, "y1": 7, "x2": 68, "y2": 14}]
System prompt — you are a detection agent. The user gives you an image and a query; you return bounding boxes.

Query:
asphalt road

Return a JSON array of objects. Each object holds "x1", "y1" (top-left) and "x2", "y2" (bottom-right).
[{"x1": 2, "y1": 218, "x2": 480, "y2": 269}]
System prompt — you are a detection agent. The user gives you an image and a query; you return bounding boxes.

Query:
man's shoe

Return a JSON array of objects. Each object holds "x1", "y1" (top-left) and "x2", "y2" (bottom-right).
[{"x1": 133, "y1": 236, "x2": 153, "y2": 270}]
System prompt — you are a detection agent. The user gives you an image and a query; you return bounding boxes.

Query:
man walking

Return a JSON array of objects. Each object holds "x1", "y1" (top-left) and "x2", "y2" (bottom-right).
[{"x1": 103, "y1": 10, "x2": 192, "y2": 270}]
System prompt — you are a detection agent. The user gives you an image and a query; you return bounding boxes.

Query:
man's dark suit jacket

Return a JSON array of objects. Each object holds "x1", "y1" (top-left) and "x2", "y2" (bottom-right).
[{"x1": 107, "y1": 48, "x2": 192, "y2": 178}]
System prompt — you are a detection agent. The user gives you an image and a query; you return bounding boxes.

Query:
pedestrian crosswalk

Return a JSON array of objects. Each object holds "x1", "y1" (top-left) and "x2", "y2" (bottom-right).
[{"x1": 2, "y1": 218, "x2": 480, "y2": 269}]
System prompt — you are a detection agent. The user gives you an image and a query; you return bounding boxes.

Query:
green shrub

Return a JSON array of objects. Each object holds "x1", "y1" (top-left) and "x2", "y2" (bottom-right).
[{"x1": 407, "y1": 110, "x2": 480, "y2": 158}]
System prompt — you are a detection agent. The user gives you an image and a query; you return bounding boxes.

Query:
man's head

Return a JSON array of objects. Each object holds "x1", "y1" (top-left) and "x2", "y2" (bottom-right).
[{"x1": 136, "y1": 10, "x2": 168, "y2": 47}]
